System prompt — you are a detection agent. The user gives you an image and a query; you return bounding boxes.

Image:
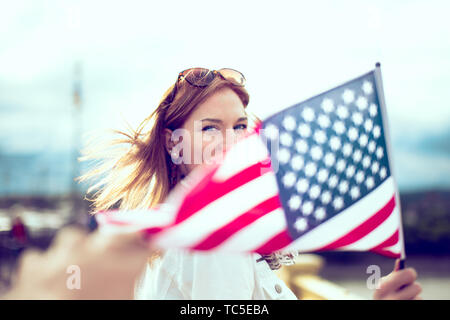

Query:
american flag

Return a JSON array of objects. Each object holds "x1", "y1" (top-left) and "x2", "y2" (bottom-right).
[{"x1": 96, "y1": 67, "x2": 404, "y2": 259}]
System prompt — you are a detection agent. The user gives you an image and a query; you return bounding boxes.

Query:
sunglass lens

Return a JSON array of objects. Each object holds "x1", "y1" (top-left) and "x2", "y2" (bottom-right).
[
  {"x1": 182, "y1": 68, "x2": 215, "y2": 87},
  {"x1": 218, "y1": 68, "x2": 246, "y2": 86}
]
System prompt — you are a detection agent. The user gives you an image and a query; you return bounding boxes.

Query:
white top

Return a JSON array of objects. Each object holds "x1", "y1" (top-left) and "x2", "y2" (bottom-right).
[
  {"x1": 134, "y1": 249, "x2": 297, "y2": 300},
  {"x1": 134, "y1": 178, "x2": 297, "y2": 300}
]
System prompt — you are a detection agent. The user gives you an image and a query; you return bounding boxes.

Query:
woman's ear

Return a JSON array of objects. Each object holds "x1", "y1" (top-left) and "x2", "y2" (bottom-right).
[{"x1": 164, "y1": 128, "x2": 174, "y2": 154}]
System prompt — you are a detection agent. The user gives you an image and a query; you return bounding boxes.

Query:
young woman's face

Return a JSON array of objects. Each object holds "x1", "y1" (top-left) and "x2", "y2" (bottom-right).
[{"x1": 170, "y1": 87, "x2": 248, "y2": 175}]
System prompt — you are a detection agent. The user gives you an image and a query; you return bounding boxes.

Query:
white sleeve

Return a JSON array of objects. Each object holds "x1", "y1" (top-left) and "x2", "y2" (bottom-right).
[{"x1": 178, "y1": 250, "x2": 256, "y2": 300}]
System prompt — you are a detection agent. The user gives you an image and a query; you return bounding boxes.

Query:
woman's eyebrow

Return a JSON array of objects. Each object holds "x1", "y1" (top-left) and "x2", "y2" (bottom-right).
[
  {"x1": 201, "y1": 117, "x2": 248, "y2": 123},
  {"x1": 201, "y1": 118, "x2": 223, "y2": 123},
  {"x1": 235, "y1": 117, "x2": 248, "y2": 123}
]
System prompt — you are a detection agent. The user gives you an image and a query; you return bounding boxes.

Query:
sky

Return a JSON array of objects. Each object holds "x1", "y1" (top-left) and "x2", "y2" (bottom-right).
[{"x1": 0, "y1": 0, "x2": 449, "y2": 192}]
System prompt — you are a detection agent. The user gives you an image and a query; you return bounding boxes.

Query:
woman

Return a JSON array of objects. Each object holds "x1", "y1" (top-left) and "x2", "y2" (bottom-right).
[{"x1": 80, "y1": 67, "x2": 421, "y2": 300}]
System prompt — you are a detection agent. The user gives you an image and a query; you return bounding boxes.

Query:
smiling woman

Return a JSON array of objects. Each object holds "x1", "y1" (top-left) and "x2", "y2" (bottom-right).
[
  {"x1": 167, "y1": 87, "x2": 250, "y2": 173},
  {"x1": 78, "y1": 68, "x2": 300, "y2": 300}
]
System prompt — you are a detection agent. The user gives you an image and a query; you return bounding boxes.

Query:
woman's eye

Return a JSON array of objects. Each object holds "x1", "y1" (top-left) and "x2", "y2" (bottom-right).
[
  {"x1": 234, "y1": 124, "x2": 247, "y2": 130},
  {"x1": 202, "y1": 125, "x2": 219, "y2": 132}
]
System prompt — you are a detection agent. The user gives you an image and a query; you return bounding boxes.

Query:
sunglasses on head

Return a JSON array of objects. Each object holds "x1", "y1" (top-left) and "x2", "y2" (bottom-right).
[{"x1": 167, "y1": 67, "x2": 246, "y2": 103}]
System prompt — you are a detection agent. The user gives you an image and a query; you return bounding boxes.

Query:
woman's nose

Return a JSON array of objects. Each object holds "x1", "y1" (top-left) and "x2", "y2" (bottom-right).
[{"x1": 224, "y1": 130, "x2": 239, "y2": 153}]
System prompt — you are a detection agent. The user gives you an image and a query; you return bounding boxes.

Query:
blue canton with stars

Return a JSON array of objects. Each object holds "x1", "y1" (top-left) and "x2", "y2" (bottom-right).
[{"x1": 260, "y1": 71, "x2": 391, "y2": 240}]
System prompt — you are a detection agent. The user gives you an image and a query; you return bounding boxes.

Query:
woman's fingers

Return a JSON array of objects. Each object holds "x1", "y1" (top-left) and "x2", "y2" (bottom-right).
[
  {"x1": 389, "y1": 268, "x2": 417, "y2": 290},
  {"x1": 375, "y1": 268, "x2": 418, "y2": 299},
  {"x1": 392, "y1": 282, "x2": 422, "y2": 300}
]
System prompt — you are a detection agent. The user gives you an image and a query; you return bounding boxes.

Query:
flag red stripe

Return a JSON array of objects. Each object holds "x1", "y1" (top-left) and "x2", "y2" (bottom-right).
[
  {"x1": 143, "y1": 162, "x2": 274, "y2": 238},
  {"x1": 191, "y1": 196, "x2": 282, "y2": 251},
  {"x1": 175, "y1": 161, "x2": 270, "y2": 224},
  {"x1": 254, "y1": 229, "x2": 292, "y2": 254},
  {"x1": 370, "y1": 229, "x2": 399, "y2": 252},
  {"x1": 370, "y1": 248, "x2": 401, "y2": 259},
  {"x1": 143, "y1": 227, "x2": 164, "y2": 235},
  {"x1": 316, "y1": 195, "x2": 396, "y2": 252}
]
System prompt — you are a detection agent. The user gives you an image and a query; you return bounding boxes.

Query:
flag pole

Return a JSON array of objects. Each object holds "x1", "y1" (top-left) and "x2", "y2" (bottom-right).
[{"x1": 373, "y1": 62, "x2": 406, "y2": 270}]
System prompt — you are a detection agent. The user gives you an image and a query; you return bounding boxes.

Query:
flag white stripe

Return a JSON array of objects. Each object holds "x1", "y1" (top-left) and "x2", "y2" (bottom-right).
[
  {"x1": 337, "y1": 206, "x2": 399, "y2": 251},
  {"x1": 214, "y1": 208, "x2": 287, "y2": 252},
  {"x1": 96, "y1": 205, "x2": 176, "y2": 229},
  {"x1": 153, "y1": 172, "x2": 279, "y2": 248},
  {"x1": 213, "y1": 134, "x2": 269, "y2": 182},
  {"x1": 280, "y1": 177, "x2": 396, "y2": 253}
]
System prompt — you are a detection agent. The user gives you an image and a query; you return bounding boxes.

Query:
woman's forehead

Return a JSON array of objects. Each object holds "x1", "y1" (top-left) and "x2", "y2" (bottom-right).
[{"x1": 190, "y1": 87, "x2": 246, "y2": 121}]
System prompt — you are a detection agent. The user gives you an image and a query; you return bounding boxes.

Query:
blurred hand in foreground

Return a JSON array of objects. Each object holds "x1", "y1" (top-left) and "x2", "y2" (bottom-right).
[
  {"x1": 373, "y1": 259, "x2": 422, "y2": 300},
  {"x1": 2, "y1": 227, "x2": 152, "y2": 300}
]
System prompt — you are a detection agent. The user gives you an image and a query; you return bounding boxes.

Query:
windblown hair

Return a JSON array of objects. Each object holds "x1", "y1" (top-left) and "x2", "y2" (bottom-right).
[{"x1": 78, "y1": 75, "x2": 251, "y2": 214}]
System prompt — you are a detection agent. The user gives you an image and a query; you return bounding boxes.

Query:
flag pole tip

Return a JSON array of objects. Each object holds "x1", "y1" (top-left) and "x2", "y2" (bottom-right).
[{"x1": 375, "y1": 62, "x2": 381, "y2": 68}]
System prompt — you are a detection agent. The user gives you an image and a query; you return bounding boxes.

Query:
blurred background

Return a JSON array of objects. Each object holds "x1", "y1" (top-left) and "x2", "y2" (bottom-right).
[{"x1": 0, "y1": 0, "x2": 449, "y2": 299}]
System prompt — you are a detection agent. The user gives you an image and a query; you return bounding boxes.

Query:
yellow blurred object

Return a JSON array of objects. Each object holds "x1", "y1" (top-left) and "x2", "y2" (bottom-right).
[{"x1": 275, "y1": 254, "x2": 364, "y2": 300}]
